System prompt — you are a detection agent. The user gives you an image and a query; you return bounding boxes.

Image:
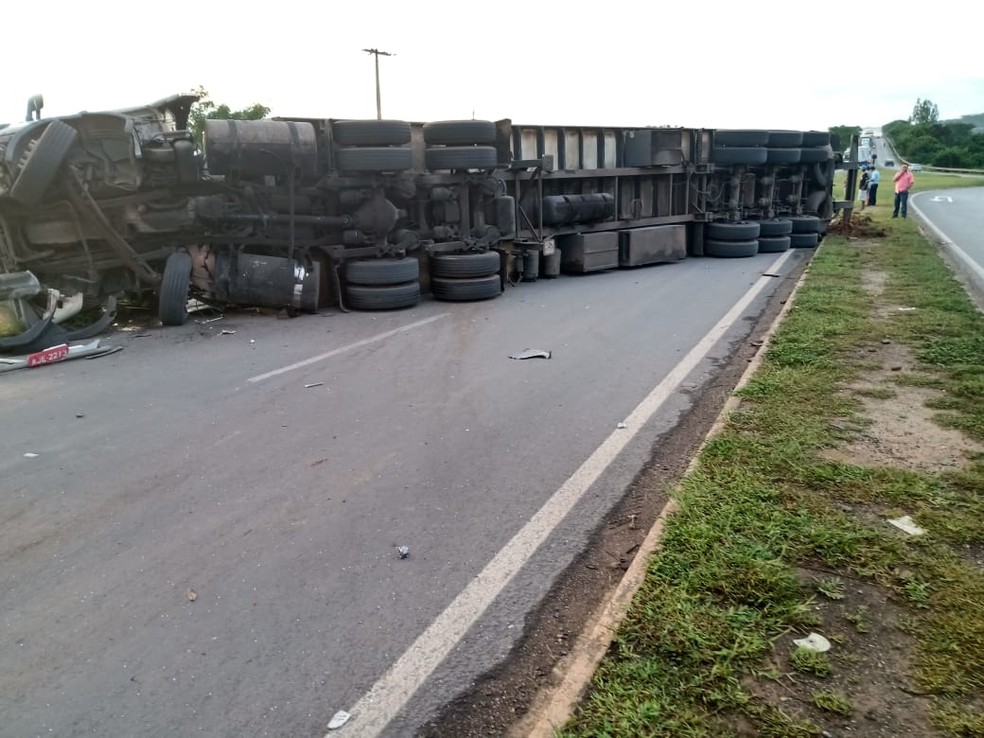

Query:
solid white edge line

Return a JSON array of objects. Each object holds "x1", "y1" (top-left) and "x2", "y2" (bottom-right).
[
  {"x1": 910, "y1": 191, "x2": 984, "y2": 287},
  {"x1": 330, "y1": 250, "x2": 795, "y2": 737},
  {"x1": 246, "y1": 314, "x2": 449, "y2": 384}
]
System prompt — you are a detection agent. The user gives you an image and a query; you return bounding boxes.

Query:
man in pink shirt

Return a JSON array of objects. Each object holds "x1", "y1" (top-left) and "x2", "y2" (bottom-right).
[{"x1": 892, "y1": 163, "x2": 915, "y2": 218}]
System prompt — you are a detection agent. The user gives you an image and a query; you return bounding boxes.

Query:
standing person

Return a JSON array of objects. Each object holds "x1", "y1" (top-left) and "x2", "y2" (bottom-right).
[
  {"x1": 858, "y1": 165, "x2": 870, "y2": 211},
  {"x1": 868, "y1": 166, "x2": 880, "y2": 206},
  {"x1": 893, "y1": 163, "x2": 915, "y2": 218}
]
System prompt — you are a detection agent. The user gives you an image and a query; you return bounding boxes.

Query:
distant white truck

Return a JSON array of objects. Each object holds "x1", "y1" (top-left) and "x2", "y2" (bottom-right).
[{"x1": 843, "y1": 142, "x2": 872, "y2": 165}]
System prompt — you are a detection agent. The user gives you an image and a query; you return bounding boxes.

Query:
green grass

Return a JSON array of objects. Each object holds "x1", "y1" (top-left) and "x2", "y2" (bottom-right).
[
  {"x1": 833, "y1": 168, "x2": 984, "y2": 195},
  {"x1": 811, "y1": 690, "x2": 853, "y2": 716},
  {"x1": 560, "y1": 220, "x2": 984, "y2": 737}
]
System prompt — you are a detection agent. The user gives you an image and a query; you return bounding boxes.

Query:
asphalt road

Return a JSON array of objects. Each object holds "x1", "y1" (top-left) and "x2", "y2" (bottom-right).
[
  {"x1": 911, "y1": 186, "x2": 984, "y2": 300},
  {"x1": 1, "y1": 249, "x2": 807, "y2": 738}
]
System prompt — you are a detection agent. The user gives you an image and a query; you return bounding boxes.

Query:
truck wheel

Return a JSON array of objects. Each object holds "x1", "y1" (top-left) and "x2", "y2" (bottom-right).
[
  {"x1": 811, "y1": 158, "x2": 834, "y2": 187},
  {"x1": 9, "y1": 120, "x2": 79, "y2": 205},
  {"x1": 332, "y1": 120, "x2": 411, "y2": 146},
  {"x1": 707, "y1": 221, "x2": 761, "y2": 241},
  {"x1": 430, "y1": 251, "x2": 501, "y2": 278},
  {"x1": 788, "y1": 215, "x2": 821, "y2": 233},
  {"x1": 704, "y1": 239, "x2": 759, "y2": 258},
  {"x1": 767, "y1": 130, "x2": 804, "y2": 147},
  {"x1": 757, "y1": 218, "x2": 793, "y2": 237},
  {"x1": 713, "y1": 130, "x2": 770, "y2": 146},
  {"x1": 423, "y1": 120, "x2": 497, "y2": 146},
  {"x1": 766, "y1": 148, "x2": 801, "y2": 164},
  {"x1": 335, "y1": 147, "x2": 413, "y2": 172},
  {"x1": 798, "y1": 147, "x2": 831, "y2": 164},
  {"x1": 789, "y1": 232, "x2": 820, "y2": 248},
  {"x1": 801, "y1": 131, "x2": 831, "y2": 147},
  {"x1": 346, "y1": 282, "x2": 420, "y2": 310},
  {"x1": 158, "y1": 250, "x2": 193, "y2": 326},
  {"x1": 711, "y1": 147, "x2": 768, "y2": 166},
  {"x1": 425, "y1": 146, "x2": 498, "y2": 171},
  {"x1": 757, "y1": 236, "x2": 791, "y2": 253},
  {"x1": 431, "y1": 275, "x2": 501, "y2": 301},
  {"x1": 346, "y1": 257, "x2": 419, "y2": 286}
]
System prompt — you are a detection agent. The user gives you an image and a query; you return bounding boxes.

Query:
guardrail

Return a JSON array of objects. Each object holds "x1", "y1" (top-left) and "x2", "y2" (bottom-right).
[{"x1": 884, "y1": 134, "x2": 984, "y2": 175}]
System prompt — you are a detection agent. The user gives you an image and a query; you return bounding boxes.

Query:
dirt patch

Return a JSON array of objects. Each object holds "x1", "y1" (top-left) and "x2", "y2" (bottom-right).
[
  {"x1": 828, "y1": 213, "x2": 888, "y2": 239},
  {"x1": 747, "y1": 572, "x2": 938, "y2": 737},
  {"x1": 862, "y1": 268, "x2": 889, "y2": 298},
  {"x1": 826, "y1": 342, "x2": 983, "y2": 472}
]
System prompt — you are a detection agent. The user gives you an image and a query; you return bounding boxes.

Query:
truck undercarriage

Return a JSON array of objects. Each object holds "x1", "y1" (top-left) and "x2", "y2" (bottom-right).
[{"x1": 0, "y1": 93, "x2": 839, "y2": 354}]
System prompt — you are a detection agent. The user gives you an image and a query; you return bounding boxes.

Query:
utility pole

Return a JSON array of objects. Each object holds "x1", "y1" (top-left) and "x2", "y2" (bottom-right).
[{"x1": 362, "y1": 48, "x2": 394, "y2": 120}]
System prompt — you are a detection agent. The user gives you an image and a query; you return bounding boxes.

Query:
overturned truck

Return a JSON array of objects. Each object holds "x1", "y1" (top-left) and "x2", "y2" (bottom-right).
[{"x1": 0, "y1": 93, "x2": 837, "y2": 351}]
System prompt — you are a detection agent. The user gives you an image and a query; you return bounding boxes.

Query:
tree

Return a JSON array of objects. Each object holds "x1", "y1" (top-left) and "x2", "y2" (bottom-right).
[
  {"x1": 910, "y1": 98, "x2": 939, "y2": 126},
  {"x1": 828, "y1": 125, "x2": 861, "y2": 152},
  {"x1": 933, "y1": 146, "x2": 970, "y2": 168},
  {"x1": 188, "y1": 86, "x2": 270, "y2": 149}
]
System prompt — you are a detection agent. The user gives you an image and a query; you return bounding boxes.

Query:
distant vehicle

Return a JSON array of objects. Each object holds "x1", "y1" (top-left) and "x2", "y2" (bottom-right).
[
  {"x1": 910, "y1": 163, "x2": 923, "y2": 172},
  {"x1": 885, "y1": 159, "x2": 895, "y2": 167}
]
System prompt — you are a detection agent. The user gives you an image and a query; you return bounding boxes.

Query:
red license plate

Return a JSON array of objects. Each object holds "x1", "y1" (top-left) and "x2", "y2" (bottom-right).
[{"x1": 27, "y1": 344, "x2": 69, "y2": 367}]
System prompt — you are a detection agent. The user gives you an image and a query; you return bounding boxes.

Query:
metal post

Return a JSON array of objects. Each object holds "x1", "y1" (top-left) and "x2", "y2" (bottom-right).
[{"x1": 362, "y1": 48, "x2": 395, "y2": 120}]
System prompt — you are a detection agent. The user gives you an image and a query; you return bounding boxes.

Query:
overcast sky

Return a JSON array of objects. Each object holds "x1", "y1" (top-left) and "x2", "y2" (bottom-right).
[{"x1": 4, "y1": 1, "x2": 982, "y2": 131}]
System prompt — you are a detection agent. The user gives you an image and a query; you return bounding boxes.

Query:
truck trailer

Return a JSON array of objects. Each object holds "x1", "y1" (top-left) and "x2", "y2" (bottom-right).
[{"x1": 0, "y1": 93, "x2": 837, "y2": 353}]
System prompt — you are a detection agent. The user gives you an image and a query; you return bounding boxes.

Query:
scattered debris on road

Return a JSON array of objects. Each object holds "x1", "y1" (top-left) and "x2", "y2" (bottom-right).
[
  {"x1": 304, "y1": 382, "x2": 324, "y2": 388},
  {"x1": 86, "y1": 345, "x2": 123, "y2": 359},
  {"x1": 793, "y1": 632, "x2": 832, "y2": 653},
  {"x1": 23, "y1": 452, "x2": 39, "y2": 458},
  {"x1": 398, "y1": 546, "x2": 410, "y2": 559},
  {"x1": 617, "y1": 422, "x2": 628, "y2": 429},
  {"x1": 0, "y1": 339, "x2": 122, "y2": 373},
  {"x1": 186, "y1": 589, "x2": 198, "y2": 603},
  {"x1": 888, "y1": 515, "x2": 926, "y2": 536},
  {"x1": 509, "y1": 348, "x2": 552, "y2": 360},
  {"x1": 327, "y1": 710, "x2": 351, "y2": 730},
  {"x1": 220, "y1": 329, "x2": 237, "y2": 335}
]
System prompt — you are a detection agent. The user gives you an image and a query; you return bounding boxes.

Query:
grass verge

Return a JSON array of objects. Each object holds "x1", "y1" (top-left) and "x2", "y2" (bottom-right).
[{"x1": 559, "y1": 202, "x2": 984, "y2": 736}]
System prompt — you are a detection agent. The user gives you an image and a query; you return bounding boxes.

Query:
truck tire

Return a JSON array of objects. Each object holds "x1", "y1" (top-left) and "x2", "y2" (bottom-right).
[
  {"x1": 431, "y1": 275, "x2": 501, "y2": 301},
  {"x1": 801, "y1": 131, "x2": 831, "y2": 147},
  {"x1": 430, "y1": 251, "x2": 500, "y2": 278},
  {"x1": 809, "y1": 192, "x2": 834, "y2": 220},
  {"x1": 766, "y1": 148, "x2": 802, "y2": 164},
  {"x1": 158, "y1": 250, "x2": 193, "y2": 326},
  {"x1": 425, "y1": 146, "x2": 498, "y2": 171},
  {"x1": 711, "y1": 147, "x2": 768, "y2": 166},
  {"x1": 423, "y1": 120, "x2": 497, "y2": 146},
  {"x1": 811, "y1": 158, "x2": 834, "y2": 187},
  {"x1": 707, "y1": 221, "x2": 761, "y2": 240},
  {"x1": 788, "y1": 215, "x2": 821, "y2": 233},
  {"x1": 704, "y1": 239, "x2": 759, "y2": 258},
  {"x1": 346, "y1": 282, "x2": 420, "y2": 310},
  {"x1": 757, "y1": 218, "x2": 793, "y2": 237},
  {"x1": 789, "y1": 232, "x2": 820, "y2": 248},
  {"x1": 346, "y1": 257, "x2": 419, "y2": 286},
  {"x1": 799, "y1": 147, "x2": 831, "y2": 164},
  {"x1": 757, "y1": 235, "x2": 791, "y2": 253},
  {"x1": 9, "y1": 120, "x2": 79, "y2": 205},
  {"x1": 714, "y1": 130, "x2": 770, "y2": 146},
  {"x1": 332, "y1": 120, "x2": 411, "y2": 146},
  {"x1": 335, "y1": 147, "x2": 413, "y2": 172},
  {"x1": 767, "y1": 130, "x2": 804, "y2": 147}
]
